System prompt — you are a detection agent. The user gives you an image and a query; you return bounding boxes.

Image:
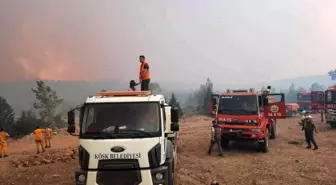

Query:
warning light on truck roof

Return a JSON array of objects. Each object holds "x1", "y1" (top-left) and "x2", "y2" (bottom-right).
[{"x1": 96, "y1": 91, "x2": 152, "y2": 97}]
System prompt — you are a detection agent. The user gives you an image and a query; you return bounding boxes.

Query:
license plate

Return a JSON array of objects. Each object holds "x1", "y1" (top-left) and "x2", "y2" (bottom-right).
[{"x1": 229, "y1": 129, "x2": 242, "y2": 132}]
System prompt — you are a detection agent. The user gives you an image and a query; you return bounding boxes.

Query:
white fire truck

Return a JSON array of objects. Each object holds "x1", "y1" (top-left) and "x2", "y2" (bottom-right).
[{"x1": 67, "y1": 91, "x2": 179, "y2": 185}]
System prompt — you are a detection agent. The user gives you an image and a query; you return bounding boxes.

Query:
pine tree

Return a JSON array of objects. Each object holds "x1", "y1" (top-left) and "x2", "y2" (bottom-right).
[
  {"x1": 32, "y1": 80, "x2": 64, "y2": 127},
  {"x1": 0, "y1": 96, "x2": 15, "y2": 132},
  {"x1": 168, "y1": 93, "x2": 183, "y2": 117},
  {"x1": 202, "y1": 78, "x2": 213, "y2": 114}
]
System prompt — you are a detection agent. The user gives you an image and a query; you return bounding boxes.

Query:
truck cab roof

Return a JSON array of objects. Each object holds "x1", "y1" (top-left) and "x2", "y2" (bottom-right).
[
  {"x1": 220, "y1": 92, "x2": 256, "y2": 96},
  {"x1": 85, "y1": 91, "x2": 165, "y2": 103},
  {"x1": 327, "y1": 85, "x2": 336, "y2": 91}
]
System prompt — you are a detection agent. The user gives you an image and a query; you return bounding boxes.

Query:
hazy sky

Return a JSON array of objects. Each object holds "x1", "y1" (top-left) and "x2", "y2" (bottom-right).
[{"x1": 0, "y1": 0, "x2": 335, "y2": 84}]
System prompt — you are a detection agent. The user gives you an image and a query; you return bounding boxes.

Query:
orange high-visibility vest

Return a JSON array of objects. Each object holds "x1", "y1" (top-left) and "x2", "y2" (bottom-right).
[
  {"x1": 34, "y1": 129, "x2": 44, "y2": 141},
  {"x1": 139, "y1": 61, "x2": 150, "y2": 80},
  {"x1": 45, "y1": 128, "x2": 52, "y2": 138},
  {"x1": 0, "y1": 131, "x2": 9, "y2": 145}
]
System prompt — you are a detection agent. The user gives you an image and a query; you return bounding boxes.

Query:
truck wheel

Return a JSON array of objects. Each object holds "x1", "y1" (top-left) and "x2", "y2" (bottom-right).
[
  {"x1": 330, "y1": 122, "x2": 336, "y2": 129},
  {"x1": 171, "y1": 164, "x2": 175, "y2": 185},
  {"x1": 259, "y1": 129, "x2": 269, "y2": 153},
  {"x1": 270, "y1": 124, "x2": 276, "y2": 140},
  {"x1": 221, "y1": 138, "x2": 230, "y2": 149}
]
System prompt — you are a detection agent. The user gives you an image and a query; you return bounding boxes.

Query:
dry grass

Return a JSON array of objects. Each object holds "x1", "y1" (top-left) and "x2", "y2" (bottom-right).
[{"x1": 0, "y1": 115, "x2": 335, "y2": 185}]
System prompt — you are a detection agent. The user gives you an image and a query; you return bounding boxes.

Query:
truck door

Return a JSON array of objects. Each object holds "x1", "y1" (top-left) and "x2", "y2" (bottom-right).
[
  {"x1": 210, "y1": 94, "x2": 219, "y2": 115},
  {"x1": 312, "y1": 91, "x2": 325, "y2": 111},
  {"x1": 263, "y1": 93, "x2": 286, "y2": 119}
]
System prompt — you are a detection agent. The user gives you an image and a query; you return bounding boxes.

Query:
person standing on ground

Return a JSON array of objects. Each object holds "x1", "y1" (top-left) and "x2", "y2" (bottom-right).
[
  {"x1": 207, "y1": 122, "x2": 223, "y2": 156},
  {"x1": 302, "y1": 114, "x2": 318, "y2": 150},
  {"x1": 298, "y1": 110, "x2": 309, "y2": 126},
  {"x1": 138, "y1": 55, "x2": 151, "y2": 91},
  {"x1": 0, "y1": 128, "x2": 9, "y2": 158},
  {"x1": 44, "y1": 125, "x2": 52, "y2": 148},
  {"x1": 33, "y1": 126, "x2": 45, "y2": 153}
]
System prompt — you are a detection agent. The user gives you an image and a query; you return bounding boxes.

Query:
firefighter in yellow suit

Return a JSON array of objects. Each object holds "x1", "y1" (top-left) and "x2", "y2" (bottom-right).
[
  {"x1": 33, "y1": 126, "x2": 45, "y2": 154},
  {"x1": 44, "y1": 125, "x2": 52, "y2": 148},
  {"x1": 0, "y1": 128, "x2": 9, "y2": 158}
]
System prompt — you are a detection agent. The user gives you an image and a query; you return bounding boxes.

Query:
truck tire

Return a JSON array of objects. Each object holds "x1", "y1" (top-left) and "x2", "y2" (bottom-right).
[
  {"x1": 221, "y1": 137, "x2": 230, "y2": 149},
  {"x1": 165, "y1": 158, "x2": 174, "y2": 185},
  {"x1": 170, "y1": 166, "x2": 175, "y2": 185},
  {"x1": 270, "y1": 123, "x2": 276, "y2": 140},
  {"x1": 165, "y1": 140, "x2": 176, "y2": 185},
  {"x1": 330, "y1": 122, "x2": 336, "y2": 129},
  {"x1": 259, "y1": 129, "x2": 269, "y2": 153}
]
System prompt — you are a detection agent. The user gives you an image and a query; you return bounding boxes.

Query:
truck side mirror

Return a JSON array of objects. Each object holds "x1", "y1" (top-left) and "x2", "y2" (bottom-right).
[
  {"x1": 79, "y1": 106, "x2": 85, "y2": 124},
  {"x1": 171, "y1": 122, "x2": 179, "y2": 131},
  {"x1": 67, "y1": 110, "x2": 75, "y2": 134},
  {"x1": 171, "y1": 108, "x2": 179, "y2": 123},
  {"x1": 171, "y1": 108, "x2": 179, "y2": 131}
]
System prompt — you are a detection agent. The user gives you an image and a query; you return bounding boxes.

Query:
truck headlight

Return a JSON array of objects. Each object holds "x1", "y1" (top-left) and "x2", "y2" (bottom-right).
[
  {"x1": 245, "y1": 120, "x2": 258, "y2": 125},
  {"x1": 251, "y1": 128, "x2": 261, "y2": 132},
  {"x1": 155, "y1": 173, "x2": 163, "y2": 180},
  {"x1": 78, "y1": 174, "x2": 86, "y2": 182},
  {"x1": 245, "y1": 120, "x2": 257, "y2": 123}
]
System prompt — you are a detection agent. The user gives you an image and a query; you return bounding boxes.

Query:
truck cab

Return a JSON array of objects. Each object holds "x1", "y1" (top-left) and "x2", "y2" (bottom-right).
[
  {"x1": 215, "y1": 88, "x2": 286, "y2": 152},
  {"x1": 297, "y1": 91, "x2": 324, "y2": 113},
  {"x1": 325, "y1": 86, "x2": 336, "y2": 128},
  {"x1": 67, "y1": 91, "x2": 179, "y2": 185}
]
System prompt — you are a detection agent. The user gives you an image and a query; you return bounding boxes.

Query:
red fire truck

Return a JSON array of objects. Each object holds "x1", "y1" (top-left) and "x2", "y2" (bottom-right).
[
  {"x1": 215, "y1": 88, "x2": 286, "y2": 152},
  {"x1": 325, "y1": 85, "x2": 336, "y2": 128},
  {"x1": 297, "y1": 91, "x2": 324, "y2": 113}
]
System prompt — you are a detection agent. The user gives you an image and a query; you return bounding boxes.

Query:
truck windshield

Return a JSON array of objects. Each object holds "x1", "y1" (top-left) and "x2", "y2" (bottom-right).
[
  {"x1": 81, "y1": 102, "x2": 161, "y2": 139},
  {"x1": 217, "y1": 95, "x2": 258, "y2": 115},
  {"x1": 297, "y1": 94, "x2": 311, "y2": 101},
  {"x1": 326, "y1": 91, "x2": 336, "y2": 104}
]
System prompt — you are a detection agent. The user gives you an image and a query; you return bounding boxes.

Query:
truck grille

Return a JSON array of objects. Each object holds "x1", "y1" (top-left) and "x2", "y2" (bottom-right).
[
  {"x1": 219, "y1": 121, "x2": 257, "y2": 126},
  {"x1": 96, "y1": 159, "x2": 142, "y2": 185},
  {"x1": 222, "y1": 128, "x2": 250, "y2": 132},
  {"x1": 298, "y1": 102, "x2": 311, "y2": 110}
]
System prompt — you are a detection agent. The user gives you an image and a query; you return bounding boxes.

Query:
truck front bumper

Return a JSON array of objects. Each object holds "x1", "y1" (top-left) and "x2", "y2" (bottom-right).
[
  {"x1": 75, "y1": 165, "x2": 170, "y2": 185},
  {"x1": 326, "y1": 115, "x2": 336, "y2": 122},
  {"x1": 222, "y1": 130, "x2": 266, "y2": 140}
]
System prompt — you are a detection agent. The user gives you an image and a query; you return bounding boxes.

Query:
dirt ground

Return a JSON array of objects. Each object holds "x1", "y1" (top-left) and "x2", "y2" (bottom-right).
[{"x1": 0, "y1": 115, "x2": 335, "y2": 185}]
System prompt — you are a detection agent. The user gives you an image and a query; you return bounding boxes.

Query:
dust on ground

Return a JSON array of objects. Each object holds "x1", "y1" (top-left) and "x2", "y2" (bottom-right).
[{"x1": 0, "y1": 115, "x2": 335, "y2": 185}]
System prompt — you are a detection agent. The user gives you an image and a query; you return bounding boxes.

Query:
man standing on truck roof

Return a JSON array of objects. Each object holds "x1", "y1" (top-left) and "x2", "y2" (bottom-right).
[
  {"x1": 302, "y1": 114, "x2": 318, "y2": 150},
  {"x1": 139, "y1": 55, "x2": 151, "y2": 91},
  {"x1": 207, "y1": 122, "x2": 223, "y2": 156},
  {"x1": 0, "y1": 128, "x2": 9, "y2": 158},
  {"x1": 33, "y1": 126, "x2": 45, "y2": 154}
]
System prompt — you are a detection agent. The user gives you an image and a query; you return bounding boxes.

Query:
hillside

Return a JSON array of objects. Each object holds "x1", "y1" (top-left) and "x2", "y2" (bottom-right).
[
  {"x1": 0, "y1": 74, "x2": 334, "y2": 113},
  {"x1": 214, "y1": 74, "x2": 334, "y2": 92},
  {"x1": 0, "y1": 80, "x2": 190, "y2": 114}
]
